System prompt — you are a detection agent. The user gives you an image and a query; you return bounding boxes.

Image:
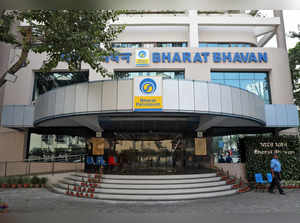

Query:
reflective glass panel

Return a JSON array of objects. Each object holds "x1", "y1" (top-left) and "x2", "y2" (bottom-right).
[
  {"x1": 254, "y1": 73, "x2": 267, "y2": 80},
  {"x1": 28, "y1": 133, "x2": 87, "y2": 161},
  {"x1": 224, "y1": 72, "x2": 240, "y2": 79},
  {"x1": 240, "y1": 72, "x2": 254, "y2": 79},
  {"x1": 224, "y1": 79, "x2": 240, "y2": 88},
  {"x1": 114, "y1": 71, "x2": 185, "y2": 80},
  {"x1": 211, "y1": 72, "x2": 224, "y2": 80},
  {"x1": 34, "y1": 71, "x2": 89, "y2": 100},
  {"x1": 212, "y1": 79, "x2": 225, "y2": 85},
  {"x1": 211, "y1": 71, "x2": 270, "y2": 103}
]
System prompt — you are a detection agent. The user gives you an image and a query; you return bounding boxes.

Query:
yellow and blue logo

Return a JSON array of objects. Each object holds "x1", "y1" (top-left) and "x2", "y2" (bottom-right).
[
  {"x1": 138, "y1": 50, "x2": 147, "y2": 58},
  {"x1": 140, "y1": 78, "x2": 156, "y2": 94},
  {"x1": 136, "y1": 49, "x2": 150, "y2": 66}
]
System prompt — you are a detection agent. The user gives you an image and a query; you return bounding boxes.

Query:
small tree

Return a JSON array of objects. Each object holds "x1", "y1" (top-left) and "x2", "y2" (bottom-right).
[
  {"x1": 288, "y1": 32, "x2": 300, "y2": 122},
  {"x1": 0, "y1": 10, "x2": 124, "y2": 87}
]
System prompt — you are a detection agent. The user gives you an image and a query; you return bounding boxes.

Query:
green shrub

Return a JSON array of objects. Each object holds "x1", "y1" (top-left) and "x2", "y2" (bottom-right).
[
  {"x1": 31, "y1": 176, "x2": 40, "y2": 184},
  {"x1": 40, "y1": 177, "x2": 48, "y2": 184},
  {"x1": 239, "y1": 136, "x2": 300, "y2": 182},
  {"x1": 17, "y1": 177, "x2": 24, "y2": 184},
  {"x1": 7, "y1": 177, "x2": 18, "y2": 185},
  {"x1": 23, "y1": 177, "x2": 31, "y2": 184},
  {"x1": 0, "y1": 177, "x2": 5, "y2": 184}
]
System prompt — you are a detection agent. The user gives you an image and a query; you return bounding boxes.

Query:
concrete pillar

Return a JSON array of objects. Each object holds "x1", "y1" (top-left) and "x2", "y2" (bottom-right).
[
  {"x1": 187, "y1": 10, "x2": 199, "y2": 48},
  {"x1": 273, "y1": 10, "x2": 287, "y2": 50}
]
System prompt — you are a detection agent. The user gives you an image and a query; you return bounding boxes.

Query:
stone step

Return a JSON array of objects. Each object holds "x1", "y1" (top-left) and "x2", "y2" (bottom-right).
[
  {"x1": 74, "y1": 173, "x2": 217, "y2": 180},
  {"x1": 52, "y1": 186, "x2": 238, "y2": 201},
  {"x1": 56, "y1": 183, "x2": 233, "y2": 195},
  {"x1": 67, "y1": 176, "x2": 222, "y2": 185},
  {"x1": 60, "y1": 178, "x2": 227, "y2": 189}
]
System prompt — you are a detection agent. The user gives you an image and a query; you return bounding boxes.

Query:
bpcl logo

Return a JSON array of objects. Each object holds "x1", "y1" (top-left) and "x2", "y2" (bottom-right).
[
  {"x1": 138, "y1": 50, "x2": 147, "y2": 59},
  {"x1": 140, "y1": 78, "x2": 156, "y2": 94}
]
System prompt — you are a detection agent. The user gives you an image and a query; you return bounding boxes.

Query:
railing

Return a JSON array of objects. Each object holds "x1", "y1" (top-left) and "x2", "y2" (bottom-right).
[{"x1": 0, "y1": 154, "x2": 86, "y2": 177}]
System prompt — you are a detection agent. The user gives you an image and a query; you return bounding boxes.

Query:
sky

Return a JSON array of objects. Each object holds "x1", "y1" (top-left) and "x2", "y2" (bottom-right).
[{"x1": 262, "y1": 10, "x2": 300, "y2": 49}]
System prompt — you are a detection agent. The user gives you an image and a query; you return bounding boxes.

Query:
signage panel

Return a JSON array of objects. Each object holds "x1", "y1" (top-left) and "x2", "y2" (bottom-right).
[
  {"x1": 195, "y1": 138, "x2": 207, "y2": 156},
  {"x1": 105, "y1": 51, "x2": 268, "y2": 64},
  {"x1": 89, "y1": 137, "x2": 105, "y2": 155},
  {"x1": 134, "y1": 77, "x2": 162, "y2": 111},
  {"x1": 135, "y1": 49, "x2": 150, "y2": 66}
]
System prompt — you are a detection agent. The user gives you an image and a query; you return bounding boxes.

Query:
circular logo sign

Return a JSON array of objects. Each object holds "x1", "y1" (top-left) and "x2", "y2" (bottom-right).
[
  {"x1": 138, "y1": 50, "x2": 147, "y2": 58},
  {"x1": 140, "y1": 78, "x2": 156, "y2": 94}
]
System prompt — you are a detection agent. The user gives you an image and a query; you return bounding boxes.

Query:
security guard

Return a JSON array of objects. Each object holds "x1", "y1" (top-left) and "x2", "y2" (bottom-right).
[{"x1": 268, "y1": 154, "x2": 285, "y2": 195}]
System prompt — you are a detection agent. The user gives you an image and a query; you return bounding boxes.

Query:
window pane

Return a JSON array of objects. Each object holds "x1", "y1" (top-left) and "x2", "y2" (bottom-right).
[
  {"x1": 212, "y1": 79, "x2": 225, "y2": 85},
  {"x1": 211, "y1": 71, "x2": 270, "y2": 103},
  {"x1": 114, "y1": 71, "x2": 185, "y2": 80},
  {"x1": 254, "y1": 72, "x2": 267, "y2": 80},
  {"x1": 199, "y1": 43, "x2": 207, "y2": 48},
  {"x1": 240, "y1": 72, "x2": 254, "y2": 79},
  {"x1": 225, "y1": 79, "x2": 240, "y2": 88},
  {"x1": 219, "y1": 44, "x2": 230, "y2": 47},
  {"x1": 224, "y1": 72, "x2": 239, "y2": 79},
  {"x1": 34, "y1": 71, "x2": 89, "y2": 99},
  {"x1": 207, "y1": 43, "x2": 217, "y2": 47},
  {"x1": 240, "y1": 80, "x2": 254, "y2": 91},
  {"x1": 211, "y1": 72, "x2": 224, "y2": 80},
  {"x1": 28, "y1": 133, "x2": 87, "y2": 161},
  {"x1": 248, "y1": 80, "x2": 265, "y2": 96}
]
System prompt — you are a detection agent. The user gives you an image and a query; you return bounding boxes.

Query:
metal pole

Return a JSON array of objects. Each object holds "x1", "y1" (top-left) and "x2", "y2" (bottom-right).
[
  {"x1": 4, "y1": 161, "x2": 7, "y2": 177},
  {"x1": 52, "y1": 160, "x2": 55, "y2": 176},
  {"x1": 28, "y1": 161, "x2": 31, "y2": 176}
]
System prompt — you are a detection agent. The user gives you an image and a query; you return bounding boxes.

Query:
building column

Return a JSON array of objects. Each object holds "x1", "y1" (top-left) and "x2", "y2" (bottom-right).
[
  {"x1": 187, "y1": 10, "x2": 199, "y2": 48},
  {"x1": 273, "y1": 10, "x2": 287, "y2": 50}
]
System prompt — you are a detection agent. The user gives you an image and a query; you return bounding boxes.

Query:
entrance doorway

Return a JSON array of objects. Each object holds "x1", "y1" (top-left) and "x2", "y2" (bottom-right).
[{"x1": 94, "y1": 136, "x2": 213, "y2": 174}]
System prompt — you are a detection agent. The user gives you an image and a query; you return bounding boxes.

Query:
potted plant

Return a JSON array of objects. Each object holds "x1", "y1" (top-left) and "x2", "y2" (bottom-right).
[
  {"x1": 23, "y1": 177, "x2": 31, "y2": 188},
  {"x1": 9, "y1": 177, "x2": 17, "y2": 188},
  {"x1": 40, "y1": 177, "x2": 48, "y2": 188},
  {"x1": 31, "y1": 176, "x2": 40, "y2": 188},
  {"x1": 17, "y1": 177, "x2": 24, "y2": 188},
  {"x1": 0, "y1": 177, "x2": 7, "y2": 188}
]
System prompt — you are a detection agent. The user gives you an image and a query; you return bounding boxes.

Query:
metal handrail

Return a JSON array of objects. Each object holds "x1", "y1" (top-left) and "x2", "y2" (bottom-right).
[
  {"x1": 0, "y1": 154, "x2": 87, "y2": 163},
  {"x1": 0, "y1": 154, "x2": 86, "y2": 177}
]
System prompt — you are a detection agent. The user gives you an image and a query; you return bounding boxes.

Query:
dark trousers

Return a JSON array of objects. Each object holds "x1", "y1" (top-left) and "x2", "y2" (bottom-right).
[{"x1": 269, "y1": 172, "x2": 284, "y2": 193}]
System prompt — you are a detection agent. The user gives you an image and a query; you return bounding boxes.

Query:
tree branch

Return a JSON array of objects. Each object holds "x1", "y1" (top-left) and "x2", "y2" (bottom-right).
[{"x1": 0, "y1": 27, "x2": 32, "y2": 88}]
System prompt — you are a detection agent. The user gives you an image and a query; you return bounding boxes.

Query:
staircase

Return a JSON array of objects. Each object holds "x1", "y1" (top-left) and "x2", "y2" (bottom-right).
[{"x1": 51, "y1": 172, "x2": 239, "y2": 201}]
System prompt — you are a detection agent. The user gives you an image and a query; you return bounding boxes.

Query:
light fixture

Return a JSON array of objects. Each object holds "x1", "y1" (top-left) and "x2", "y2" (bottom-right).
[{"x1": 197, "y1": 131, "x2": 203, "y2": 138}]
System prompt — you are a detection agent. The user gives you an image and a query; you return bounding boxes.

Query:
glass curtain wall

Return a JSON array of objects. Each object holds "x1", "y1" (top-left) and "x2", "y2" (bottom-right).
[
  {"x1": 33, "y1": 71, "x2": 89, "y2": 100},
  {"x1": 114, "y1": 71, "x2": 185, "y2": 80},
  {"x1": 199, "y1": 42, "x2": 253, "y2": 47},
  {"x1": 211, "y1": 71, "x2": 270, "y2": 104},
  {"x1": 28, "y1": 133, "x2": 87, "y2": 162},
  {"x1": 112, "y1": 42, "x2": 188, "y2": 48}
]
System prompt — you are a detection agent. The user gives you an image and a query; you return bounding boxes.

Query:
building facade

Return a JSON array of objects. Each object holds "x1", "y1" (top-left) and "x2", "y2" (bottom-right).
[{"x1": 0, "y1": 10, "x2": 298, "y2": 174}]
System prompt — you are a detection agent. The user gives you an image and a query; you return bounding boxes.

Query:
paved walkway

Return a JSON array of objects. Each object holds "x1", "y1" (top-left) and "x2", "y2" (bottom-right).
[{"x1": 1, "y1": 188, "x2": 300, "y2": 223}]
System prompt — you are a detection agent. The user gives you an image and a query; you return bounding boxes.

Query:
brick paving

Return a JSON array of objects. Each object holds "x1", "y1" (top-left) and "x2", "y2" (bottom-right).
[{"x1": 1, "y1": 188, "x2": 300, "y2": 223}]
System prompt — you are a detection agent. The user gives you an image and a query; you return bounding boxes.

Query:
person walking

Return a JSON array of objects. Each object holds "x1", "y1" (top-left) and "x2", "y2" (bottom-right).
[{"x1": 268, "y1": 154, "x2": 285, "y2": 195}]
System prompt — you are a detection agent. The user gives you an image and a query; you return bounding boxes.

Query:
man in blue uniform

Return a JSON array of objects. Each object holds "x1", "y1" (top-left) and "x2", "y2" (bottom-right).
[{"x1": 268, "y1": 154, "x2": 285, "y2": 195}]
